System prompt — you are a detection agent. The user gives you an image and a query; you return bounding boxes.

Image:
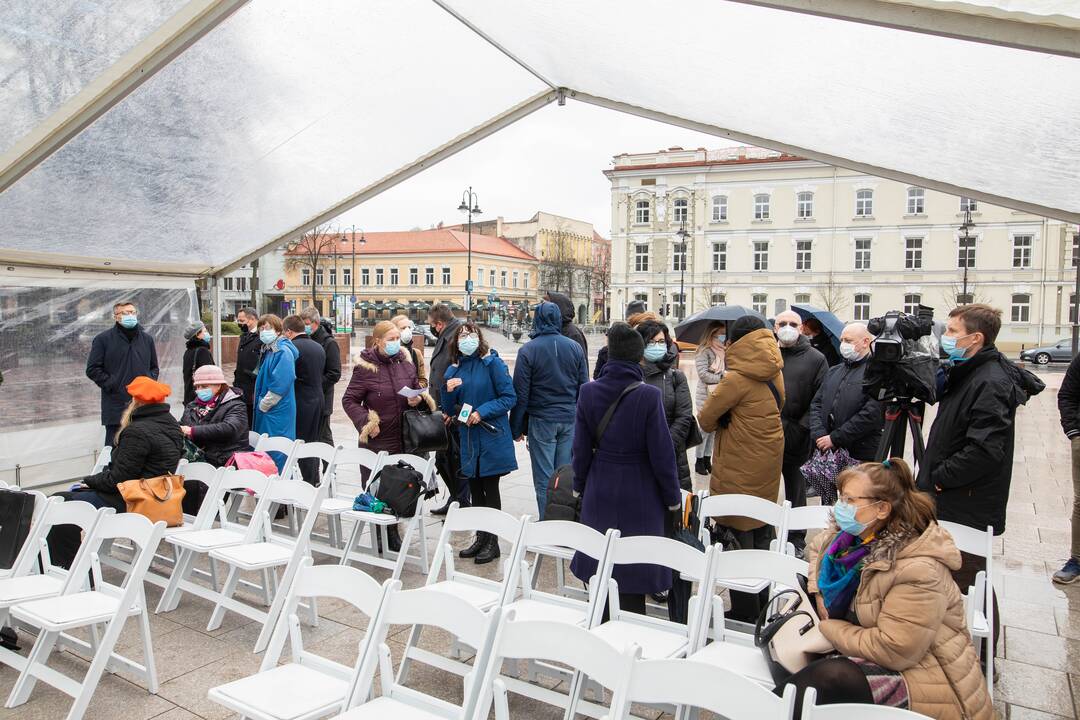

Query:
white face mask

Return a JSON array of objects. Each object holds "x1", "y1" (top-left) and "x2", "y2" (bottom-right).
[
  {"x1": 839, "y1": 341, "x2": 861, "y2": 361},
  {"x1": 776, "y1": 326, "x2": 800, "y2": 346}
]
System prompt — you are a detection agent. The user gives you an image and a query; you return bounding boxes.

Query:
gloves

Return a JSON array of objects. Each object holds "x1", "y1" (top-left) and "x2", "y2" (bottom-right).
[{"x1": 258, "y1": 391, "x2": 281, "y2": 413}]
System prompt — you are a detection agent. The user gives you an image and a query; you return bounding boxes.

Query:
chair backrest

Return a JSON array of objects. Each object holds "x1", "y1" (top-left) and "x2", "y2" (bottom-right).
[
  {"x1": 175, "y1": 462, "x2": 225, "y2": 528},
  {"x1": 12, "y1": 498, "x2": 104, "y2": 576},
  {"x1": 259, "y1": 479, "x2": 326, "y2": 543},
  {"x1": 210, "y1": 468, "x2": 277, "y2": 538},
  {"x1": 787, "y1": 504, "x2": 832, "y2": 532},
  {"x1": 607, "y1": 534, "x2": 713, "y2": 583},
  {"x1": 623, "y1": 659, "x2": 796, "y2": 719},
  {"x1": 938, "y1": 521, "x2": 993, "y2": 559},
  {"x1": 91, "y1": 445, "x2": 112, "y2": 474},
  {"x1": 254, "y1": 435, "x2": 302, "y2": 455},
  {"x1": 69, "y1": 512, "x2": 166, "y2": 595},
  {"x1": 248, "y1": 431, "x2": 265, "y2": 449},
  {"x1": 802, "y1": 687, "x2": 928, "y2": 719},
  {"x1": 711, "y1": 548, "x2": 809, "y2": 585},
  {"x1": 288, "y1": 442, "x2": 339, "y2": 480},
  {"x1": 381, "y1": 452, "x2": 433, "y2": 477},
  {"x1": 333, "y1": 447, "x2": 384, "y2": 471},
  {"x1": 699, "y1": 493, "x2": 790, "y2": 545},
  {"x1": 442, "y1": 504, "x2": 525, "y2": 544},
  {"x1": 522, "y1": 520, "x2": 610, "y2": 561}
]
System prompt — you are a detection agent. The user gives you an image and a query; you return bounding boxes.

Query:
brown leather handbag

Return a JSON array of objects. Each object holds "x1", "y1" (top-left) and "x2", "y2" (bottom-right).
[{"x1": 117, "y1": 475, "x2": 186, "y2": 527}]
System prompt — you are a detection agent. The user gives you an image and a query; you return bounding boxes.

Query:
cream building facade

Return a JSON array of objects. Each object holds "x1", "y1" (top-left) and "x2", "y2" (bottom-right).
[{"x1": 606, "y1": 146, "x2": 1078, "y2": 350}]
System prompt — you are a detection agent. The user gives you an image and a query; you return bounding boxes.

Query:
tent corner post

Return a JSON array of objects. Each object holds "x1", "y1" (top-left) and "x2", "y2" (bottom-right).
[{"x1": 210, "y1": 275, "x2": 222, "y2": 362}]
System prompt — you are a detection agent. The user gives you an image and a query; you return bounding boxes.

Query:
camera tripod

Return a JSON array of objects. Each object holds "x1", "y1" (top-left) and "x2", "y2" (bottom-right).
[{"x1": 874, "y1": 397, "x2": 926, "y2": 467}]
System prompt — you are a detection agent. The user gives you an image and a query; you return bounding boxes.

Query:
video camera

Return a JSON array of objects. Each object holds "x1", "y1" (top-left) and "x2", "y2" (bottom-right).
[
  {"x1": 864, "y1": 305, "x2": 940, "y2": 403},
  {"x1": 866, "y1": 307, "x2": 935, "y2": 363}
]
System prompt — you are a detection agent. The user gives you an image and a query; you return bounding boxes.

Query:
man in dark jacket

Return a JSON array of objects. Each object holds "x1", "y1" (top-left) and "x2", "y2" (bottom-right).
[
  {"x1": 510, "y1": 302, "x2": 589, "y2": 517},
  {"x1": 918, "y1": 303, "x2": 1044, "y2": 651},
  {"x1": 594, "y1": 299, "x2": 646, "y2": 380},
  {"x1": 545, "y1": 290, "x2": 589, "y2": 373},
  {"x1": 234, "y1": 307, "x2": 262, "y2": 428},
  {"x1": 283, "y1": 314, "x2": 326, "y2": 484},
  {"x1": 301, "y1": 307, "x2": 342, "y2": 446},
  {"x1": 85, "y1": 300, "x2": 160, "y2": 447},
  {"x1": 427, "y1": 303, "x2": 469, "y2": 512},
  {"x1": 1057, "y1": 351, "x2": 1080, "y2": 583},
  {"x1": 776, "y1": 310, "x2": 828, "y2": 552},
  {"x1": 809, "y1": 322, "x2": 883, "y2": 464},
  {"x1": 802, "y1": 318, "x2": 842, "y2": 367}
]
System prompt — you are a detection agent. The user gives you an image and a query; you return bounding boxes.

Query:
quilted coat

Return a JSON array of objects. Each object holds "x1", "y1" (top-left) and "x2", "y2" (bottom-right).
[{"x1": 341, "y1": 346, "x2": 425, "y2": 453}]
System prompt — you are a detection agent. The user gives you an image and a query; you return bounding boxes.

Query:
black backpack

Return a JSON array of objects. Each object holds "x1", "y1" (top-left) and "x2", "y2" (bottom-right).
[
  {"x1": 372, "y1": 461, "x2": 434, "y2": 518},
  {"x1": 544, "y1": 464, "x2": 578, "y2": 522},
  {"x1": 0, "y1": 488, "x2": 34, "y2": 570}
]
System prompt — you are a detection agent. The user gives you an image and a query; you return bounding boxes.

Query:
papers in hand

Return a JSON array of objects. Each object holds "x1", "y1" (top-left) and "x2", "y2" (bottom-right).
[{"x1": 397, "y1": 386, "x2": 425, "y2": 398}]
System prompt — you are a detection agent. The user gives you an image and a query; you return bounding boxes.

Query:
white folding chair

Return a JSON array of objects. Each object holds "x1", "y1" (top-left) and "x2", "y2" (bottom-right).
[
  {"x1": 396, "y1": 503, "x2": 528, "y2": 685},
  {"x1": 339, "y1": 453, "x2": 436, "y2": 578},
  {"x1": 801, "y1": 687, "x2": 929, "y2": 719},
  {"x1": 939, "y1": 520, "x2": 994, "y2": 700},
  {"x1": 475, "y1": 615, "x2": 640, "y2": 720},
  {"x1": 254, "y1": 435, "x2": 303, "y2": 476},
  {"x1": 783, "y1": 505, "x2": 833, "y2": 555},
  {"x1": 623, "y1": 658, "x2": 797, "y2": 720},
  {"x1": 689, "y1": 549, "x2": 810, "y2": 689},
  {"x1": 248, "y1": 431, "x2": 266, "y2": 450},
  {"x1": 5, "y1": 513, "x2": 166, "y2": 720},
  {"x1": 278, "y1": 441, "x2": 340, "y2": 542},
  {"x1": 318, "y1": 447, "x2": 385, "y2": 550},
  {"x1": 208, "y1": 559, "x2": 395, "y2": 720},
  {"x1": 332, "y1": 587, "x2": 502, "y2": 720},
  {"x1": 0, "y1": 489, "x2": 49, "y2": 581},
  {"x1": 90, "y1": 445, "x2": 112, "y2": 475},
  {"x1": 700, "y1": 493, "x2": 791, "y2": 595}
]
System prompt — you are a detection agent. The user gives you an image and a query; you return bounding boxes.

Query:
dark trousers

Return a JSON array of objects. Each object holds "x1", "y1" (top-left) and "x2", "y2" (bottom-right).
[
  {"x1": 468, "y1": 474, "x2": 502, "y2": 511},
  {"x1": 782, "y1": 455, "x2": 809, "y2": 549},
  {"x1": 599, "y1": 592, "x2": 647, "y2": 623},
  {"x1": 243, "y1": 402, "x2": 254, "y2": 439},
  {"x1": 46, "y1": 489, "x2": 126, "y2": 569},
  {"x1": 728, "y1": 524, "x2": 776, "y2": 623},
  {"x1": 104, "y1": 424, "x2": 121, "y2": 448},
  {"x1": 954, "y1": 550, "x2": 1000, "y2": 657},
  {"x1": 435, "y1": 430, "x2": 471, "y2": 506},
  {"x1": 318, "y1": 414, "x2": 334, "y2": 446}
]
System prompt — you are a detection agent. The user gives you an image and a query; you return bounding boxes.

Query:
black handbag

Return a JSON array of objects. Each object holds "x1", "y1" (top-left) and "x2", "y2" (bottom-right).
[
  {"x1": 667, "y1": 494, "x2": 705, "y2": 624},
  {"x1": 371, "y1": 460, "x2": 435, "y2": 517},
  {"x1": 0, "y1": 487, "x2": 34, "y2": 570},
  {"x1": 402, "y1": 408, "x2": 448, "y2": 454}
]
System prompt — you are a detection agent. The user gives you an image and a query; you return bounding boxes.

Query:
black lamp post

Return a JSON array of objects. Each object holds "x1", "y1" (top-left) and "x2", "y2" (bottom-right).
[
  {"x1": 676, "y1": 221, "x2": 690, "y2": 322},
  {"x1": 959, "y1": 209, "x2": 975, "y2": 303},
  {"x1": 458, "y1": 187, "x2": 482, "y2": 316},
  {"x1": 343, "y1": 225, "x2": 365, "y2": 337}
]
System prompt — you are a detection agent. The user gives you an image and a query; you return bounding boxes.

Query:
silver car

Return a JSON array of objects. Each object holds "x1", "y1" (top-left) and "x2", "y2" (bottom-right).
[{"x1": 1020, "y1": 338, "x2": 1075, "y2": 365}]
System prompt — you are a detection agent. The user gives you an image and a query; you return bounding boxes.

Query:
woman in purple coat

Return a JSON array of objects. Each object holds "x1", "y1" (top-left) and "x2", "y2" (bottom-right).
[{"x1": 570, "y1": 322, "x2": 682, "y2": 615}]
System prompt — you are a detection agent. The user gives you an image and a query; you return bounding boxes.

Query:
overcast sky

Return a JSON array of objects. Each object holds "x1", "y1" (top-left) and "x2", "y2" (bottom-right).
[{"x1": 334, "y1": 101, "x2": 739, "y2": 239}]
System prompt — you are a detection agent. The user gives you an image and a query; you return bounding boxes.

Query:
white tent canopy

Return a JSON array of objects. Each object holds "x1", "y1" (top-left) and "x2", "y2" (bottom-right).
[{"x1": 0, "y1": 0, "x2": 1078, "y2": 278}]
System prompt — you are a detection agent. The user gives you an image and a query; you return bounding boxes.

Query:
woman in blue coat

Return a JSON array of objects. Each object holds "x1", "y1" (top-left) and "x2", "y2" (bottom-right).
[
  {"x1": 570, "y1": 322, "x2": 682, "y2": 615},
  {"x1": 440, "y1": 321, "x2": 517, "y2": 564},
  {"x1": 253, "y1": 314, "x2": 299, "y2": 472}
]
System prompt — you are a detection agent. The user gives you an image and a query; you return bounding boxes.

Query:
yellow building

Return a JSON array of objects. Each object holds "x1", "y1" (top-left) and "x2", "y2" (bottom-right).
[{"x1": 283, "y1": 227, "x2": 539, "y2": 326}]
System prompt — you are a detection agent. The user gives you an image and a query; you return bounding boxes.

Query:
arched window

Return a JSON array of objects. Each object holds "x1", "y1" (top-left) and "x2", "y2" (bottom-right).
[
  {"x1": 903, "y1": 293, "x2": 921, "y2": 315},
  {"x1": 673, "y1": 197, "x2": 688, "y2": 223},
  {"x1": 796, "y1": 191, "x2": 814, "y2": 218},
  {"x1": 711, "y1": 195, "x2": 727, "y2": 222},
  {"x1": 754, "y1": 194, "x2": 770, "y2": 220},
  {"x1": 855, "y1": 189, "x2": 873, "y2": 217},
  {"x1": 635, "y1": 199, "x2": 650, "y2": 224},
  {"x1": 1011, "y1": 294, "x2": 1031, "y2": 323},
  {"x1": 907, "y1": 187, "x2": 925, "y2": 214}
]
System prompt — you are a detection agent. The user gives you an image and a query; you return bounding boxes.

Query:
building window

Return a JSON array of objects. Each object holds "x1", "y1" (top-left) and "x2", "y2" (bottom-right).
[
  {"x1": 752, "y1": 293, "x2": 768, "y2": 315},
  {"x1": 794, "y1": 293, "x2": 811, "y2": 305},
  {"x1": 712, "y1": 242, "x2": 726, "y2": 271},
  {"x1": 634, "y1": 243, "x2": 649, "y2": 272},
  {"x1": 854, "y1": 238, "x2": 872, "y2": 271},
  {"x1": 960, "y1": 197, "x2": 977, "y2": 213},
  {"x1": 753, "y1": 241, "x2": 769, "y2": 271},
  {"x1": 315, "y1": 268, "x2": 325, "y2": 286},
  {"x1": 853, "y1": 293, "x2": 871, "y2": 321},
  {"x1": 342, "y1": 268, "x2": 351, "y2": 287},
  {"x1": 489, "y1": 269, "x2": 496, "y2": 287},
  {"x1": 711, "y1": 293, "x2": 726, "y2": 305},
  {"x1": 905, "y1": 237, "x2": 923, "y2": 270},
  {"x1": 361, "y1": 268, "x2": 370, "y2": 286},
  {"x1": 796, "y1": 191, "x2": 814, "y2": 218},
  {"x1": 223, "y1": 276, "x2": 234, "y2": 291},
  {"x1": 374, "y1": 268, "x2": 383, "y2": 286},
  {"x1": 712, "y1": 196, "x2": 727, "y2": 222},
  {"x1": 389, "y1": 268, "x2": 398, "y2": 286},
  {"x1": 956, "y1": 293, "x2": 973, "y2": 306},
  {"x1": 795, "y1": 240, "x2": 812, "y2": 271},
  {"x1": 237, "y1": 277, "x2": 246, "y2": 293},
  {"x1": 524, "y1": 271, "x2": 530, "y2": 289},
  {"x1": 501, "y1": 269, "x2": 508, "y2": 287},
  {"x1": 672, "y1": 241, "x2": 687, "y2": 272},
  {"x1": 633, "y1": 293, "x2": 648, "y2": 310},
  {"x1": 1072, "y1": 233, "x2": 1080, "y2": 267},
  {"x1": 673, "y1": 197, "x2": 688, "y2": 223},
  {"x1": 1012, "y1": 234, "x2": 1033, "y2": 269},
  {"x1": 855, "y1": 189, "x2": 873, "y2": 217},
  {"x1": 409, "y1": 267, "x2": 418, "y2": 285},
  {"x1": 906, "y1": 187, "x2": 925, "y2": 214},
  {"x1": 425, "y1": 267, "x2": 434, "y2": 285},
  {"x1": 903, "y1": 293, "x2": 921, "y2": 315},
  {"x1": 329, "y1": 269, "x2": 337, "y2": 286},
  {"x1": 300, "y1": 269, "x2": 310, "y2": 286},
  {"x1": 754, "y1": 194, "x2": 770, "y2": 220},
  {"x1": 958, "y1": 236, "x2": 976, "y2": 269},
  {"x1": 442, "y1": 267, "x2": 451, "y2": 285},
  {"x1": 635, "y1": 200, "x2": 650, "y2": 224},
  {"x1": 1011, "y1": 293, "x2": 1031, "y2": 322}
]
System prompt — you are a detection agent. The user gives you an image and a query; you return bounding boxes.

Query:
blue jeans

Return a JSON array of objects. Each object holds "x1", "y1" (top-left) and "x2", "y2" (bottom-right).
[{"x1": 527, "y1": 417, "x2": 575, "y2": 520}]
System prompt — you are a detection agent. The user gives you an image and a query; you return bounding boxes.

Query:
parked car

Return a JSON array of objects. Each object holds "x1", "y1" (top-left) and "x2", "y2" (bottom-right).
[
  {"x1": 415, "y1": 323, "x2": 437, "y2": 347},
  {"x1": 1020, "y1": 338, "x2": 1075, "y2": 365}
]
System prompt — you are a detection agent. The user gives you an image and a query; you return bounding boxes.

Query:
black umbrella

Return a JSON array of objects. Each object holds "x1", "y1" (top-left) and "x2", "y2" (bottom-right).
[
  {"x1": 673, "y1": 305, "x2": 763, "y2": 345},
  {"x1": 791, "y1": 304, "x2": 844, "y2": 352}
]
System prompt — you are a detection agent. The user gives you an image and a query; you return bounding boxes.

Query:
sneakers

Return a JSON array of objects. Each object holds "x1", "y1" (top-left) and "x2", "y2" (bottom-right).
[{"x1": 1053, "y1": 557, "x2": 1080, "y2": 585}]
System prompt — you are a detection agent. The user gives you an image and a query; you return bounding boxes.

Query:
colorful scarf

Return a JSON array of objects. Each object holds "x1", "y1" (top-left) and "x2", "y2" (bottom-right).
[
  {"x1": 817, "y1": 531, "x2": 876, "y2": 620},
  {"x1": 189, "y1": 394, "x2": 219, "y2": 422}
]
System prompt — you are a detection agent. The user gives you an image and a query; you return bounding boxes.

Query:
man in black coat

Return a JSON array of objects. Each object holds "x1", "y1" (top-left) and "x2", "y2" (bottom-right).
[
  {"x1": 1057, "y1": 351, "x2": 1080, "y2": 583},
  {"x1": 427, "y1": 303, "x2": 469, "y2": 513},
  {"x1": 233, "y1": 307, "x2": 262, "y2": 428},
  {"x1": 301, "y1": 307, "x2": 343, "y2": 446},
  {"x1": 802, "y1": 318, "x2": 842, "y2": 367},
  {"x1": 85, "y1": 300, "x2": 160, "y2": 447},
  {"x1": 545, "y1": 290, "x2": 589, "y2": 373},
  {"x1": 918, "y1": 304, "x2": 1044, "y2": 650},
  {"x1": 809, "y1": 322, "x2": 884, "y2": 464},
  {"x1": 776, "y1": 311, "x2": 828, "y2": 552},
  {"x1": 283, "y1": 315, "x2": 326, "y2": 484}
]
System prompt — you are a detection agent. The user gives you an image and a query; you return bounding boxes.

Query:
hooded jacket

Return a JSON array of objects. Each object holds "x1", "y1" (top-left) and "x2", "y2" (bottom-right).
[
  {"x1": 642, "y1": 343, "x2": 695, "y2": 489},
  {"x1": 180, "y1": 387, "x2": 249, "y2": 466},
  {"x1": 697, "y1": 328, "x2": 786, "y2": 530},
  {"x1": 182, "y1": 336, "x2": 215, "y2": 405},
  {"x1": 441, "y1": 349, "x2": 518, "y2": 478},
  {"x1": 510, "y1": 302, "x2": 589, "y2": 436},
  {"x1": 546, "y1": 291, "x2": 589, "y2": 370},
  {"x1": 809, "y1": 354, "x2": 884, "y2": 462},
  {"x1": 780, "y1": 335, "x2": 829, "y2": 462},
  {"x1": 83, "y1": 403, "x2": 183, "y2": 494},
  {"x1": 808, "y1": 523, "x2": 992, "y2": 720},
  {"x1": 917, "y1": 345, "x2": 1044, "y2": 534}
]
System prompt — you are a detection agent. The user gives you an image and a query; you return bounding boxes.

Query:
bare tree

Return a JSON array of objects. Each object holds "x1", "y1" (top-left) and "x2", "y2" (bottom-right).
[
  {"x1": 940, "y1": 282, "x2": 991, "y2": 310},
  {"x1": 591, "y1": 244, "x2": 612, "y2": 323},
  {"x1": 539, "y1": 224, "x2": 580, "y2": 296},
  {"x1": 695, "y1": 283, "x2": 727, "y2": 312},
  {"x1": 286, "y1": 223, "x2": 337, "y2": 308},
  {"x1": 816, "y1": 271, "x2": 850, "y2": 315}
]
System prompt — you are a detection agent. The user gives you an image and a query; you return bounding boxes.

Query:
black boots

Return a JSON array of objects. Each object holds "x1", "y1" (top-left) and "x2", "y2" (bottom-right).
[
  {"x1": 431, "y1": 499, "x2": 452, "y2": 516},
  {"x1": 474, "y1": 533, "x2": 501, "y2": 565},
  {"x1": 386, "y1": 525, "x2": 402, "y2": 553},
  {"x1": 459, "y1": 533, "x2": 486, "y2": 558}
]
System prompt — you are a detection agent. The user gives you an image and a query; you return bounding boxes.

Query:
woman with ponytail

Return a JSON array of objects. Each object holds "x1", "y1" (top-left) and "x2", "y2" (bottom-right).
[{"x1": 780, "y1": 457, "x2": 991, "y2": 720}]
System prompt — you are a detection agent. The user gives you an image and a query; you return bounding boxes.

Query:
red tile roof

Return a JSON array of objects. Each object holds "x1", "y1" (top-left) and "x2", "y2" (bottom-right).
[{"x1": 287, "y1": 228, "x2": 537, "y2": 261}]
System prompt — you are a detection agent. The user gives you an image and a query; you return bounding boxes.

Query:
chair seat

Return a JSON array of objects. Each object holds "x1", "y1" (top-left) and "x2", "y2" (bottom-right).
[
  {"x1": 163, "y1": 521, "x2": 196, "y2": 536},
  {"x1": 717, "y1": 578, "x2": 769, "y2": 594},
  {"x1": 11, "y1": 590, "x2": 135, "y2": 631},
  {"x1": 167, "y1": 527, "x2": 245, "y2": 551},
  {"x1": 503, "y1": 598, "x2": 587, "y2": 626},
  {"x1": 320, "y1": 498, "x2": 356, "y2": 516},
  {"x1": 209, "y1": 663, "x2": 349, "y2": 720},
  {"x1": 342, "y1": 510, "x2": 401, "y2": 525},
  {"x1": 590, "y1": 620, "x2": 688, "y2": 659},
  {"x1": 531, "y1": 544, "x2": 575, "y2": 561},
  {"x1": 210, "y1": 542, "x2": 292, "y2": 570},
  {"x1": 0, "y1": 574, "x2": 64, "y2": 606},
  {"x1": 689, "y1": 638, "x2": 775, "y2": 687},
  {"x1": 425, "y1": 579, "x2": 500, "y2": 609},
  {"x1": 971, "y1": 611, "x2": 990, "y2": 636},
  {"x1": 333, "y1": 696, "x2": 447, "y2": 720}
]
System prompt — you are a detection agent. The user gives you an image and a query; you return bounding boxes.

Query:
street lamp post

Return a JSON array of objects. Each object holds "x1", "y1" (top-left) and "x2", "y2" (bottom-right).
[
  {"x1": 959, "y1": 209, "x2": 975, "y2": 303},
  {"x1": 676, "y1": 221, "x2": 690, "y2": 322},
  {"x1": 458, "y1": 187, "x2": 482, "y2": 316},
  {"x1": 343, "y1": 226, "x2": 365, "y2": 337}
]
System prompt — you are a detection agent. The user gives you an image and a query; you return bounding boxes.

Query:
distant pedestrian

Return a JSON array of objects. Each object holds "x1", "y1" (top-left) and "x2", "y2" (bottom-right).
[
  {"x1": 85, "y1": 300, "x2": 160, "y2": 447},
  {"x1": 301, "y1": 307, "x2": 342, "y2": 447},
  {"x1": 427, "y1": 304, "x2": 469, "y2": 512},
  {"x1": 545, "y1": 290, "x2": 589, "y2": 372},
  {"x1": 693, "y1": 321, "x2": 726, "y2": 476},
  {"x1": 809, "y1": 323, "x2": 884, "y2": 464},
  {"x1": 181, "y1": 321, "x2": 214, "y2": 405},
  {"x1": 510, "y1": 301, "x2": 588, "y2": 517},
  {"x1": 233, "y1": 307, "x2": 261, "y2": 428},
  {"x1": 802, "y1": 317, "x2": 842, "y2": 367},
  {"x1": 284, "y1": 314, "x2": 326, "y2": 484},
  {"x1": 252, "y1": 314, "x2": 298, "y2": 472},
  {"x1": 392, "y1": 314, "x2": 428, "y2": 388},
  {"x1": 636, "y1": 319, "x2": 695, "y2": 490}
]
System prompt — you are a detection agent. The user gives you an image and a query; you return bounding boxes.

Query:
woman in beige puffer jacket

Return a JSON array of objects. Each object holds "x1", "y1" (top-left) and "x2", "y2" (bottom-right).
[{"x1": 793, "y1": 458, "x2": 992, "y2": 720}]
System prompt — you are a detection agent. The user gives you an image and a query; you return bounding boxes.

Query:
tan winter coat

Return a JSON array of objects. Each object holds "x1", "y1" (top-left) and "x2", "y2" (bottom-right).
[
  {"x1": 697, "y1": 328, "x2": 785, "y2": 530},
  {"x1": 807, "y1": 523, "x2": 992, "y2": 720}
]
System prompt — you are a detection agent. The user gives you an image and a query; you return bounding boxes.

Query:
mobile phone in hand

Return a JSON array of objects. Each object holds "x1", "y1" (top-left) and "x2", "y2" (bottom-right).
[{"x1": 457, "y1": 403, "x2": 473, "y2": 423}]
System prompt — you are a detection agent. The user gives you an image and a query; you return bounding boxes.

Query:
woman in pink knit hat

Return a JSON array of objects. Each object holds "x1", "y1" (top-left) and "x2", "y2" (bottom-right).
[{"x1": 179, "y1": 365, "x2": 250, "y2": 512}]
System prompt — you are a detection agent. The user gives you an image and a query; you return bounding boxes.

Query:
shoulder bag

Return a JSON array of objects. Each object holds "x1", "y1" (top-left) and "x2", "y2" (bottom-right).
[
  {"x1": 117, "y1": 475, "x2": 186, "y2": 527},
  {"x1": 402, "y1": 408, "x2": 449, "y2": 453},
  {"x1": 0, "y1": 487, "x2": 35, "y2": 569},
  {"x1": 753, "y1": 578, "x2": 834, "y2": 685},
  {"x1": 370, "y1": 460, "x2": 436, "y2": 517}
]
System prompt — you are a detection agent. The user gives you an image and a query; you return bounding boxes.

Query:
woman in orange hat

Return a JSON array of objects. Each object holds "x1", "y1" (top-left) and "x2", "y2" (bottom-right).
[{"x1": 46, "y1": 376, "x2": 183, "y2": 568}]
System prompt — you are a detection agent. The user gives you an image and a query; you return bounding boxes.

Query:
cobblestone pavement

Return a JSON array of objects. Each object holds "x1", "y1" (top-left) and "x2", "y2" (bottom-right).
[{"x1": 4, "y1": 335, "x2": 1077, "y2": 719}]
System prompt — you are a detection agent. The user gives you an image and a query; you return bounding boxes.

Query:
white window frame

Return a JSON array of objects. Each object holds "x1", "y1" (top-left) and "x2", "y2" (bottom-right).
[
  {"x1": 512, "y1": 271, "x2": 519, "y2": 288},
  {"x1": 361, "y1": 268, "x2": 370, "y2": 286},
  {"x1": 960, "y1": 197, "x2": 977, "y2": 213},
  {"x1": 905, "y1": 236, "x2": 923, "y2": 270},
  {"x1": 796, "y1": 191, "x2": 814, "y2": 218},
  {"x1": 389, "y1": 267, "x2": 399, "y2": 286},
  {"x1": 795, "y1": 239, "x2": 812, "y2": 271},
  {"x1": 673, "y1": 197, "x2": 689, "y2": 223},
  {"x1": 906, "y1": 187, "x2": 925, "y2": 215},
  {"x1": 712, "y1": 241, "x2": 726, "y2": 272},
  {"x1": 854, "y1": 237, "x2": 872, "y2": 271},
  {"x1": 855, "y1": 189, "x2": 873, "y2": 217},
  {"x1": 711, "y1": 195, "x2": 727, "y2": 222},
  {"x1": 903, "y1": 293, "x2": 921, "y2": 315},
  {"x1": 301, "y1": 268, "x2": 310, "y2": 287},
  {"x1": 753, "y1": 240, "x2": 769, "y2": 271},
  {"x1": 342, "y1": 267, "x2": 352, "y2": 287},
  {"x1": 425, "y1": 267, "x2": 435, "y2": 285},
  {"x1": 635, "y1": 199, "x2": 651, "y2": 224},
  {"x1": 328, "y1": 268, "x2": 337, "y2": 287},
  {"x1": 524, "y1": 271, "x2": 530, "y2": 289},
  {"x1": 711, "y1": 292, "x2": 726, "y2": 306},
  {"x1": 315, "y1": 268, "x2": 325, "y2": 286},
  {"x1": 754, "y1": 194, "x2": 770, "y2": 220},
  {"x1": 1011, "y1": 293, "x2": 1031, "y2": 323},
  {"x1": 672, "y1": 240, "x2": 687, "y2": 272},
  {"x1": 441, "y1": 266, "x2": 451, "y2": 285},
  {"x1": 476, "y1": 267, "x2": 484, "y2": 286},
  {"x1": 634, "y1": 243, "x2": 650, "y2": 272},
  {"x1": 374, "y1": 268, "x2": 383, "y2": 286},
  {"x1": 409, "y1": 267, "x2": 419, "y2": 285},
  {"x1": 958, "y1": 235, "x2": 977, "y2": 269},
  {"x1": 752, "y1": 293, "x2": 768, "y2": 315},
  {"x1": 1012, "y1": 234, "x2": 1033, "y2": 269},
  {"x1": 794, "y1": 293, "x2": 811, "y2": 305},
  {"x1": 223, "y1": 276, "x2": 234, "y2": 291},
  {"x1": 853, "y1": 293, "x2": 871, "y2": 321},
  {"x1": 500, "y1": 269, "x2": 508, "y2": 287},
  {"x1": 489, "y1": 268, "x2": 496, "y2": 287}
]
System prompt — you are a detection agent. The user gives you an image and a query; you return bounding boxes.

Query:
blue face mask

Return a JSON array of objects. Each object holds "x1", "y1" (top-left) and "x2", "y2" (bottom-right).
[
  {"x1": 940, "y1": 334, "x2": 972, "y2": 362},
  {"x1": 833, "y1": 500, "x2": 877, "y2": 536},
  {"x1": 384, "y1": 340, "x2": 401, "y2": 356},
  {"x1": 259, "y1": 330, "x2": 277, "y2": 345},
  {"x1": 643, "y1": 343, "x2": 667, "y2": 362},
  {"x1": 203, "y1": 333, "x2": 212, "y2": 343},
  {"x1": 712, "y1": 333, "x2": 726, "y2": 346},
  {"x1": 458, "y1": 337, "x2": 480, "y2": 356},
  {"x1": 120, "y1": 315, "x2": 138, "y2": 329},
  {"x1": 304, "y1": 325, "x2": 314, "y2": 335},
  {"x1": 195, "y1": 388, "x2": 215, "y2": 403}
]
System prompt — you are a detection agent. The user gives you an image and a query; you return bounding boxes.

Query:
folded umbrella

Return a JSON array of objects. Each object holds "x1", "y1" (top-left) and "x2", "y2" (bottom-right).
[
  {"x1": 673, "y1": 305, "x2": 762, "y2": 345},
  {"x1": 791, "y1": 304, "x2": 844, "y2": 352}
]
